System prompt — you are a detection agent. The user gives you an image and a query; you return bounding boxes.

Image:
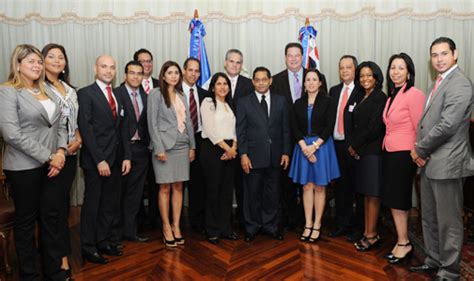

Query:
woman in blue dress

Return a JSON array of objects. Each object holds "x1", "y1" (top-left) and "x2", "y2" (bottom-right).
[{"x1": 289, "y1": 69, "x2": 340, "y2": 242}]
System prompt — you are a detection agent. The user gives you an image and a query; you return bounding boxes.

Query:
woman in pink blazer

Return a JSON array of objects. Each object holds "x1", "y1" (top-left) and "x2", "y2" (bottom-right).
[{"x1": 382, "y1": 53, "x2": 425, "y2": 264}]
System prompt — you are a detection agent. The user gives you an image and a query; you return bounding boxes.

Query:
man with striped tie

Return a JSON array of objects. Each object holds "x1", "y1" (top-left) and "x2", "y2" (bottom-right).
[{"x1": 182, "y1": 57, "x2": 210, "y2": 234}]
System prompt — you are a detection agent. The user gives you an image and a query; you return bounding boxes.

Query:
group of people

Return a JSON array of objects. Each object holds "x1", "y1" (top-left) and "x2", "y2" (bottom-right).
[{"x1": 0, "y1": 36, "x2": 472, "y2": 281}]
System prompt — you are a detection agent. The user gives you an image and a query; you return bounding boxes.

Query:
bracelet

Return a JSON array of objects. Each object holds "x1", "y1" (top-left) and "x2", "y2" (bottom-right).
[{"x1": 312, "y1": 141, "x2": 320, "y2": 149}]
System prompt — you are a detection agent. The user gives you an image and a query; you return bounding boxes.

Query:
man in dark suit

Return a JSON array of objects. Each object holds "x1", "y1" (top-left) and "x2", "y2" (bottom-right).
[
  {"x1": 182, "y1": 57, "x2": 210, "y2": 233},
  {"x1": 236, "y1": 66, "x2": 291, "y2": 242},
  {"x1": 224, "y1": 49, "x2": 254, "y2": 227},
  {"x1": 78, "y1": 55, "x2": 131, "y2": 264},
  {"x1": 115, "y1": 61, "x2": 150, "y2": 242},
  {"x1": 328, "y1": 55, "x2": 365, "y2": 241},
  {"x1": 271, "y1": 42, "x2": 306, "y2": 230},
  {"x1": 133, "y1": 48, "x2": 160, "y2": 229},
  {"x1": 410, "y1": 37, "x2": 473, "y2": 280}
]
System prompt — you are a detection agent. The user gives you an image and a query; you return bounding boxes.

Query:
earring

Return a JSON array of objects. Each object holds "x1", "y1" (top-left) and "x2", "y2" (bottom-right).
[{"x1": 62, "y1": 70, "x2": 65, "y2": 74}]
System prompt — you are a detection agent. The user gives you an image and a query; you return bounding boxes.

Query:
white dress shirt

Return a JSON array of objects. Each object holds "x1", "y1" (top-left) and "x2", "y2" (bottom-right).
[
  {"x1": 182, "y1": 82, "x2": 203, "y2": 133},
  {"x1": 255, "y1": 90, "x2": 271, "y2": 117},
  {"x1": 96, "y1": 79, "x2": 118, "y2": 116},
  {"x1": 333, "y1": 81, "x2": 355, "y2": 140},
  {"x1": 201, "y1": 97, "x2": 236, "y2": 144}
]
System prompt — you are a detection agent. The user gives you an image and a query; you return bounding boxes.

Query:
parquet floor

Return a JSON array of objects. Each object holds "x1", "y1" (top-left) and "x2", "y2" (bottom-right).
[{"x1": 1, "y1": 207, "x2": 437, "y2": 280}]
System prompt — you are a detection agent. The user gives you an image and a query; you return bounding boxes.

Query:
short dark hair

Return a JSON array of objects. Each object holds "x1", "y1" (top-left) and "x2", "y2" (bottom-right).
[
  {"x1": 355, "y1": 61, "x2": 384, "y2": 92},
  {"x1": 430, "y1": 37, "x2": 456, "y2": 54},
  {"x1": 252, "y1": 66, "x2": 272, "y2": 79},
  {"x1": 133, "y1": 48, "x2": 153, "y2": 61},
  {"x1": 124, "y1": 60, "x2": 144, "y2": 74},
  {"x1": 339, "y1": 55, "x2": 358, "y2": 69},
  {"x1": 284, "y1": 42, "x2": 303, "y2": 56},
  {"x1": 183, "y1": 57, "x2": 201, "y2": 70},
  {"x1": 386, "y1": 53, "x2": 415, "y2": 95},
  {"x1": 302, "y1": 68, "x2": 328, "y2": 97}
]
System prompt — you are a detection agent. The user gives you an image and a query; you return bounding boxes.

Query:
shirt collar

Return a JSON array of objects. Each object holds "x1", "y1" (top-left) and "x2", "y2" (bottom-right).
[
  {"x1": 95, "y1": 79, "x2": 111, "y2": 91},
  {"x1": 440, "y1": 64, "x2": 458, "y2": 80}
]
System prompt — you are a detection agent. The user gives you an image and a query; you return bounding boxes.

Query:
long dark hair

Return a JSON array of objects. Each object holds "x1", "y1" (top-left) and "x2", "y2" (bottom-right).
[
  {"x1": 302, "y1": 68, "x2": 328, "y2": 97},
  {"x1": 386, "y1": 53, "x2": 415, "y2": 95},
  {"x1": 208, "y1": 72, "x2": 234, "y2": 113},
  {"x1": 41, "y1": 43, "x2": 75, "y2": 88},
  {"x1": 355, "y1": 61, "x2": 384, "y2": 92},
  {"x1": 159, "y1": 60, "x2": 183, "y2": 108}
]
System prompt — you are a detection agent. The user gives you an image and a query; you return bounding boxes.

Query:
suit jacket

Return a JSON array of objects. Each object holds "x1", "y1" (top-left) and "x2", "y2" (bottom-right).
[
  {"x1": 271, "y1": 68, "x2": 307, "y2": 105},
  {"x1": 236, "y1": 91, "x2": 291, "y2": 169},
  {"x1": 147, "y1": 88, "x2": 196, "y2": 155},
  {"x1": 197, "y1": 86, "x2": 210, "y2": 105},
  {"x1": 416, "y1": 67, "x2": 474, "y2": 179},
  {"x1": 329, "y1": 83, "x2": 364, "y2": 147},
  {"x1": 383, "y1": 85, "x2": 425, "y2": 152},
  {"x1": 230, "y1": 75, "x2": 253, "y2": 107},
  {"x1": 0, "y1": 85, "x2": 67, "y2": 170},
  {"x1": 115, "y1": 84, "x2": 150, "y2": 147},
  {"x1": 349, "y1": 89, "x2": 387, "y2": 156},
  {"x1": 291, "y1": 94, "x2": 336, "y2": 142},
  {"x1": 77, "y1": 82, "x2": 131, "y2": 170},
  {"x1": 151, "y1": 77, "x2": 160, "y2": 89}
]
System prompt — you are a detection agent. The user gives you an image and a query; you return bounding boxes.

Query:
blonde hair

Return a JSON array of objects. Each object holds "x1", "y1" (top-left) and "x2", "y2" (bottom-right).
[{"x1": 5, "y1": 44, "x2": 46, "y2": 94}]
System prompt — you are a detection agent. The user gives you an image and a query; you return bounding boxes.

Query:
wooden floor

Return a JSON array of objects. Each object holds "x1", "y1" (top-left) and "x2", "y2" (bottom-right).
[{"x1": 1, "y1": 207, "x2": 437, "y2": 281}]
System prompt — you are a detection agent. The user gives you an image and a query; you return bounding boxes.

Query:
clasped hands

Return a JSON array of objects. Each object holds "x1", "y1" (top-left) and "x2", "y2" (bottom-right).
[
  {"x1": 410, "y1": 149, "x2": 427, "y2": 167},
  {"x1": 302, "y1": 145, "x2": 317, "y2": 163},
  {"x1": 48, "y1": 151, "x2": 66, "y2": 178}
]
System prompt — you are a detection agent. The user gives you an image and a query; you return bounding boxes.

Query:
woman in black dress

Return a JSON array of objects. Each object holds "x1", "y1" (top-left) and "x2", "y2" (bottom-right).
[{"x1": 349, "y1": 61, "x2": 387, "y2": 251}]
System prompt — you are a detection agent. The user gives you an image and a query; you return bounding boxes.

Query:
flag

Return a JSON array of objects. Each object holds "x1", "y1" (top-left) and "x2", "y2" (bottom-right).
[
  {"x1": 188, "y1": 10, "x2": 211, "y2": 86},
  {"x1": 298, "y1": 19, "x2": 320, "y2": 70}
]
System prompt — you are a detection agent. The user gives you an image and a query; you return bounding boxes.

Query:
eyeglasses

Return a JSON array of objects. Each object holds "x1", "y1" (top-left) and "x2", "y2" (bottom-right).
[{"x1": 138, "y1": 60, "x2": 153, "y2": 65}]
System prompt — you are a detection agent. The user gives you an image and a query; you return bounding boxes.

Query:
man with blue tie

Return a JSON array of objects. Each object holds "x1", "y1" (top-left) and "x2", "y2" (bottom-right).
[
  {"x1": 115, "y1": 61, "x2": 150, "y2": 243},
  {"x1": 272, "y1": 42, "x2": 306, "y2": 231}
]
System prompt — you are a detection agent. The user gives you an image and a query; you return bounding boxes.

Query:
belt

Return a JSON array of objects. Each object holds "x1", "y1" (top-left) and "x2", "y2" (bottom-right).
[{"x1": 130, "y1": 139, "x2": 142, "y2": 144}]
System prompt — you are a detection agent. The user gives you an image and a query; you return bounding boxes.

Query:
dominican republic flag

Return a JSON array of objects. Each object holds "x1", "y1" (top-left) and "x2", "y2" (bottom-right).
[
  {"x1": 298, "y1": 20, "x2": 320, "y2": 70},
  {"x1": 188, "y1": 10, "x2": 211, "y2": 87}
]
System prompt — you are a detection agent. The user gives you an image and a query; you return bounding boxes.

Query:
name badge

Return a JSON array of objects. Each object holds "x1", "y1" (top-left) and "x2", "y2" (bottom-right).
[
  {"x1": 348, "y1": 105, "x2": 355, "y2": 112},
  {"x1": 120, "y1": 108, "x2": 125, "y2": 117},
  {"x1": 62, "y1": 107, "x2": 70, "y2": 117}
]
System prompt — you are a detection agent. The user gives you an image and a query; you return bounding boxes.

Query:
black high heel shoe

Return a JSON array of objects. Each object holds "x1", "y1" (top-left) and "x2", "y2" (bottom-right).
[
  {"x1": 355, "y1": 234, "x2": 380, "y2": 251},
  {"x1": 384, "y1": 252, "x2": 394, "y2": 260},
  {"x1": 300, "y1": 227, "x2": 312, "y2": 241},
  {"x1": 172, "y1": 228, "x2": 185, "y2": 245},
  {"x1": 163, "y1": 232, "x2": 177, "y2": 248},
  {"x1": 308, "y1": 228, "x2": 321, "y2": 243},
  {"x1": 388, "y1": 242, "x2": 413, "y2": 264}
]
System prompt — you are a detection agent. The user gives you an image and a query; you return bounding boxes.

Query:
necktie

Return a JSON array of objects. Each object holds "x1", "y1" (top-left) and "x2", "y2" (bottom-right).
[
  {"x1": 427, "y1": 75, "x2": 443, "y2": 107},
  {"x1": 106, "y1": 85, "x2": 117, "y2": 120},
  {"x1": 261, "y1": 94, "x2": 268, "y2": 119},
  {"x1": 189, "y1": 88, "x2": 198, "y2": 132},
  {"x1": 144, "y1": 79, "x2": 151, "y2": 94},
  {"x1": 337, "y1": 86, "x2": 349, "y2": 135},
  {"x1": 293, "y1": 72, "x2": 301, "y2": 102},
  {"x1": 131, "y1": 91, "x2": 141, "y2": 140}
]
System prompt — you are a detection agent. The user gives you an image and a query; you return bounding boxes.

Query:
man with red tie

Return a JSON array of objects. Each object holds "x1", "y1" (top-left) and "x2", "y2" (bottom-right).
[
  {"x1": 328, "y1": 55, "x2": 365, "y2": 241},
  {"x1": 134, "y1": 48, "x2": 159, "y2": 94},
  {"x1": 182, "y1": 57, "x2": 210, "y2": 233},
  {"x1": 78, "y1": 55, "x2": 131, "y2": 264}
]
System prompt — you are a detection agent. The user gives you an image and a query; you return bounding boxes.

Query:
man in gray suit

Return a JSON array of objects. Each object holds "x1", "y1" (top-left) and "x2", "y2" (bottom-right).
[{"x1": 410, "y1": 37, "x2": 473, "y2": 280}]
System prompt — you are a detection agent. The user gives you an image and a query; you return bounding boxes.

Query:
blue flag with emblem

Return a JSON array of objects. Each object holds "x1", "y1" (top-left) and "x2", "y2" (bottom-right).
[{"x1": 188, "y1": 10, "x2": 211, "y2": 86}]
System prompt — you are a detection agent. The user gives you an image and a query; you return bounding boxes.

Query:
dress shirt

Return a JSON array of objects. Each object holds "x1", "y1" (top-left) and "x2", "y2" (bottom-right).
[
  {"x1": 95, "y1": 79, "x2": 118, "y2": 116},
  {"x1": 228, "y1": 74, "x2": 238, "y2": 98},
  {"x1": 39, "y1": 99, "x2": 56, "y2": 122},
  {"x1": 125, "y1": 84, "x2": 143, "y2": 114},
  {"x1": 255, "y1": 90, "x2": 271, "y2": 116},
  {"x1": 182, "y1": 82, "x2": 202, "y2": 133},
  {"x1": 287, "y1": 68, "x2": 304, "y2": 103},
  {"x1": 426, "y1": 64, "x2": 458, "y2": 105},
  {"x1": 201, "y1": 97, "x2": 236, "y2": 145},
  {"x1": 333, "y1": 81, "x2": 355, "y2": 140},
  {"x1": 141, "y1": 76, "x2": 155, "y2": 90}
]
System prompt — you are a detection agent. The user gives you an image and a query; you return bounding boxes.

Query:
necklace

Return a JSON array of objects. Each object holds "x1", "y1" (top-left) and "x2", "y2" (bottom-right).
[{"x1": 27, "y1": 88, "x2": 41, "y2": 96}]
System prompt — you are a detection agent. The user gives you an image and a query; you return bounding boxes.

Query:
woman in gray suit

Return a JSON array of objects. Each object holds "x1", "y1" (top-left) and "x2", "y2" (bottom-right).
[
  {"x1": 0, "y1": 45, "x2": 68, "y2": 280},
  {"x1": 147, "y1": 61, "x2": 196, "y2": 247}
]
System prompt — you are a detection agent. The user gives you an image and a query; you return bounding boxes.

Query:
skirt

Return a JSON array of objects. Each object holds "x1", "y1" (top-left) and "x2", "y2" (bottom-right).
[
  {"x1": 354, "y1": 154, "x2": 383, "y2": 197},
  {"x1": 382, "y1": 150, "x2": 417, "y2": 210},
  {"x1": 152, "y1": 130, "x2": 191, "y2": 184},
  {"x1": 289, "y1": 136, "x2": 340, "y2": 186}
]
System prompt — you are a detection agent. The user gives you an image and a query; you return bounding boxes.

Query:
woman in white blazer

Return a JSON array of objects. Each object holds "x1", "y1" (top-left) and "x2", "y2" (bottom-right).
[{"x1": 0, "y1": 44, "x2": 68, "y2": 281}]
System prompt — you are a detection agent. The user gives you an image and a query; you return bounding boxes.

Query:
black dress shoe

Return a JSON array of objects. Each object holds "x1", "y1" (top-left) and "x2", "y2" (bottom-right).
[
  {"x1": 431, "y1": 277, "x2": 448, "y2": 281},
  {"x1": 409, "y1": 264, "x2": 438, "y2": 273},
  {"x1": 222, "y1": 232, "x2": 239, "y2": 240},
  {"x1": 82, "y1": 252, "x2": 108, "y2": 264},
  {"x1": 244, "y1": 233, "x2": 255, "y2": 242},
  {"x1": 124, "y1": 235, "x2": 149, "y2": 242},
  {"x1": 388, "y1": 242, "x2": 413, "y2": 264},
  {"x1": 99, "y1": 245, "x2": 123, "y2": 256},
  {"x1": 207, "y1": 237, "x2": 219, "y2": 244},
  {"x1": 328, "y1": 227, "x2": 347, "y2": 237},
  {"x1": 270, "y1": 232, "x2": 284, "y2": 241}
]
